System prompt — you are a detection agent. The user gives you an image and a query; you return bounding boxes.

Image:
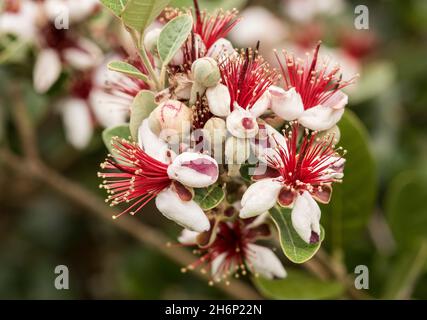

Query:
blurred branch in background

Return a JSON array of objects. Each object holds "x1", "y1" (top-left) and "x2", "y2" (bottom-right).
[{"x1": 0, "y1": 88, "x2": 261, "y2": 300}]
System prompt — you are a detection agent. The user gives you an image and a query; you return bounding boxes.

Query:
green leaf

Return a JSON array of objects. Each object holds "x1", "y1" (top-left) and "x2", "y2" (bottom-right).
[
  {"x1": 122, "y1": 0, "x2": 170, "y2": 34},
  {"x1": 269, "y1": 206, "x2": 325, "y2": 264},
  {"x1": 194, "y1": 184, "x2": 225, "y2": 211},
  {"x1": 157, "y1": 14, "x2": 193, "y2": 65},
  {"x1": 386, "y1": 170, "x2": 427, "y2": 249},
  {"x1": 102, "y1": 125, "x2": 131, "y2": 157},
  {"x1": 108, "y1": 61, "x2": 149, "y2": 82},
  {"x1": 129, "y1": 90, "x2": 157, "y2": 140},
  {"x1": 100, "y1": 0, "x2": 128, "y2": 17},
  {"x1": 320, "y1": 110, "x2": 377, "y2": 249},
  {"x1": 253, "y1": 269, "x2": 344, "y2": 300}
]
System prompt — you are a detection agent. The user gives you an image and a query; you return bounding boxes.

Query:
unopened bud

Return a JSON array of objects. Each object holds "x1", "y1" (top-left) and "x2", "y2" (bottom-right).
[
  {"x1": 192, "y1": 57, "x2": 220, "y2": 88},
  {"x1": 206, "y1": 83, "x2": 231, "y2": 117},
  {"x1": 225, "y1": 136, "x2": 250, "y2": 165},
  {"x1": 203, "y1": 117, "x2": 227, "y2": 147}
]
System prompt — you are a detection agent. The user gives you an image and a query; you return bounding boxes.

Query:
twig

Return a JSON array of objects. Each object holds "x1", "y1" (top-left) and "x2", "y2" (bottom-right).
[{"x1": 0, "y1": 149, "x2": 261, "y2": 300}]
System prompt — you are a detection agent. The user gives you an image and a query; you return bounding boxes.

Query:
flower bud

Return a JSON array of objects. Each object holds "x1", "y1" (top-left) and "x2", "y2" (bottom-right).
[
  {"x1": 203, "y1": 117, "x2": 227, "y2": 147},
  {"x1": 192, "y1": 57, "x2": 221, "y2": 88},
  {"x1": 226, "y1": 106, "x2": 259, "y2": 138},
  {"x1": 225, "y1": 136, "x2": 250, "y2": 165},
  {"x1": 148, "y1": 100, "x2": 192, "y2": 142},
  {"x1": 144, "y1": 28, "x2": 161, "y2": 54},
  {"x1": 240, "y1": 179, "x2": 282, "y2": 219},
  {"x1": 167, "y1": 152, "x2": 219, "y2": 188},
  {"x1": 206, "y1": 83, "x2": 231, "y2": 117}
]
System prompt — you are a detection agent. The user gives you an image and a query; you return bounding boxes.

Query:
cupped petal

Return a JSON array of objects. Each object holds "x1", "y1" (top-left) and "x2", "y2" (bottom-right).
[
  {"x1": 298, "y1": 105, "x2": 345, "y2": 131},
  {"x1": 206, "y1": 83, "x2": 231, "y2": 117},
  {"x1": 138, "y1": 119, "x2": 172, "y2": 163},
  {"x1": 63, "y1": 38, "x2": 103, "y2": 70},
  {"x1": 33, "y1": 49, "x2": 62, "y2": 94},
  {"x1": 269, "y1": 86, "x2": 304, "y2": 121},
  {"x1": 178, "y1": 229, "x2": 200, "y2": 245},
  {"x1": 89, "y1": 89, "x2": 130, "y2": 128},
  {"x1": 247, "y1": 244, "x2": 287, "y2": 279},
  {"x1": 240, "y1": 179, "x2": 282, "y2": 218},
  {"x1": 207, "y1": 38, "x2": 235, "y2": 62},
  {"x1": 167, "y1": 152, "x2": 219, "y2": 188},
  {"x1": 323, "y1": 90, "x2": 348, "y2": 110},
  {"x1": 250, "y1": 90, "x2": 271, "y2": 118},
  {"x1": 251, "y1": 123, "x2": 287, "y2": 163},
  {"x1": 59, "y1": 98, "x2": 93, "y2": 149},
  {"x1": 155, "y1": 188, "x2": 210, "y2": 232},
  {"x1": 291, "y1": 191, "x2": 321, "y2": 244},
  {"x1": 226, "y1": 106, "x2": 259, "y2": 138}
]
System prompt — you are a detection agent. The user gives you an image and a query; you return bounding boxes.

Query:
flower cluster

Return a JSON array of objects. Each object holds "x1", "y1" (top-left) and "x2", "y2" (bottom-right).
[{"x1": 96, "y1": 0, "x2": 354, "y2": 284}]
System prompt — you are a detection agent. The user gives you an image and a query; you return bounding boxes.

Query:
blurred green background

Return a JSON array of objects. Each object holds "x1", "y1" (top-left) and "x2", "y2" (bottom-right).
[{"x1": 1, "y1": 0, "x2": 427, "y2": 299}]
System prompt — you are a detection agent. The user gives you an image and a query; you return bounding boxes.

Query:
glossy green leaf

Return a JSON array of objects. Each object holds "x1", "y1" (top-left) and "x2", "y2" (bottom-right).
[
  {"x1": 122, "y1": 0, "x2": 170, "y2": 34},
  {"x1": 270, "y1": 206, "x2": 325, "y2": 264},
  {"x1": 100, "y1": 0, "x2": 128, "y2": 17},
  {"x1": 129, "y1": 90, "x2": 157, "y2": 140},
  {"x1": 108, "y1": 61, "x2": 149, "y2": 82},
  {"x1": 253, "y1": 269, "x2": 344, "y2": 300},
  {"x1": 320, "y1": 110, "x2": 377, "y2": 248},
  {"x1": 157, "y1": 14, "x2": 193, "y2": 65},
  {"x1": 102, "y1": 125, "x2": 131, "y2": 157},
  {"x1": 386, "y1": 170, "x2": 427, "y2": 248},
  {"x1": 194, "y1": 184, "x2": 225, "y2": 211}
]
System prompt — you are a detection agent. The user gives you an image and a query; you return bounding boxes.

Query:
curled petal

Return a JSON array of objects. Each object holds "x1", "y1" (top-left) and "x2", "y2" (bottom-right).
[
  {"x1": 178, "y1": 229, "x2": 199, "y2": 245},
  {"x1": 90, "y1": 89, "x2": 129, "y2": 128},
  {"x1": 247, "y1": 244, "x2": 287, "y2": 279},
  {"x1": 323, "y1": 91, "x2": 348, "y2": 110},
  {"x1": 298, "y1": 105, "x2": 345, "y2": 131},
  {"x1": 207, "y1": 38, "x2": 235, "y2": 62},
  {"x1": 63, "y1": 38, "x2": 103, "y2": 70},
  {"x1": 250, "y1": 91, "x2": 270, "y2": 118},
  {"x1": 226, "y1": 106, "x2": 259, "y2": 138},
  {"x1": 206, "y1": 83, "x2": 231, "y2": 117},
  {"x1": 155, "y1": 188, "x2": 210, "y2": 232},
  {"x1": 270, "y1": 86, "x2": 304, "y2": 121},
  {"x1": 291, "y1": 192, "x2": 321, "y2": 244},
  {"x1": 138, "y1": 119, "x2": 172, "y2": 163},
  {"x1": 311, "y1": 184, "x2": 332, "y2": 204},
  {"x1": 278, "y1": 187, "x2": 297, "y2": 207},
  {"x1": 33, "y1": 49, "x2": 62, "y2": 94},
  {"x1": 251, "y1": 123, "x2": 287, "y2": 163},
  {"x1": 240, "y1": 179, "x2": 282, "y2": 218},
  {"x1": 167, "y1": 152, "x2": 219, "y2": 188}
]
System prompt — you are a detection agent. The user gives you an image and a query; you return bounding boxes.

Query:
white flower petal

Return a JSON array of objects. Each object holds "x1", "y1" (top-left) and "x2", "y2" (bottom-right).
[
  {"x1": 270, "y1": 86, "x2": 304, "y2": 121},
  {"x1": 63, "y1": 38, "x2": 103, "y2": 70},
  {"x1": 89, "y1": 89, "x2": 130, "y2": 128},
  {"x1": 298, "y1": 105, "x2": 345, "y2": 131},
  {"x1": 211, "y1": 252, "x2": 227, "y2": 281},
  {"x1": 250, "y1": 91, "x2": 271, "y2": 118},
  {"x1": 206, "y1": 84, "x2": 231, "y2": 117},
  {"x1": 167, "y1": 152, "x2": 219, "y2": 188},
  {"x1": 240, "y1": 179, "x2": 282, "y2": 218},
  {"x1": 226, "y1": 106, "x2": 259, "y2": 138},
  {"x1": 59, "y1": 98, "x2": 93, "y2": 149},
  {"x1": 323, "y1": 91, "x2": 348, "y2": 110},
  {"x1": 33, "y1": 49, "x2": 62, "y2": 94},
  {"x1": 138, "y1": 119, "x2": 171, "y2": 163},
  {"x1": 207, "y1": 38, "x2": 235, "y2": 62},
  {"x1": 155, "y1": 188, "x2": 210, "y2": 232},
  {"x1": 178, "y1": 229, "x2": 199, "y2": 245},
  {"x1": 251, "y1": 123, "x2": 287, "y2": 163},
  {"x1": 247, "y1": 244, "x2": 287, "y2": 279},
  {"x1": 291, "y1": 191, "x2": 321, "y2": 244},
  {"x1": 0, "y1": 1, "x2": 38, "y2": 40}
]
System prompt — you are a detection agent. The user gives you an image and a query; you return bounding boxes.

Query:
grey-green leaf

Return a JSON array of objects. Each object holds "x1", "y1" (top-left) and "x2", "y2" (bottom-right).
[
  {"x1": 102, "y1": 124, "x2": 131, "y2": 157},
  {"x1": 129, "y1": 90, "x2": 157, "y2": 140},
  {"x1": 194, "y1": 184, "x2": 225, "y2": 211},
  {"x1": 122, "y1": 0, "x2": 170, "y2": 34},
  {"x1": 157, "y1": 14, "x2": 193, "y2": 65},
  {"x1": 253, "y1": 270, "x2": 344, "y2": 300},
  {"x1": 108, "y1": 61, "x2": 149, "y2": 82},
  {"x1": 100, "y1": 0, "x2": 128, "y2": 17},
  {"x1": 270, "y1": 206, "x2": 325, "y2": 264},
  {"x1": 320, "y1": 110, "x2": 377, "y2": 248}
]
